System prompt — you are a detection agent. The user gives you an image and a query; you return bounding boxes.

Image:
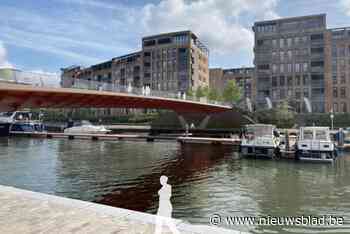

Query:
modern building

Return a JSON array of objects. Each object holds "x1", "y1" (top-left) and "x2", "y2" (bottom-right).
[
  {"x1": 253, "y1": 14, "x2": 327, "y2": 113},
  {"x1": 62, "y1": 31, "x2": 209, "y2": 95},
  {"x1": 325, "y1": 27, "x2": 350, "y2": 113},
  {"x1": 142, "y1": 31, "x2": 209, "y2": 93},
  {"x1": 209, "y1": 67, "x2": 254, "y2": 100}
]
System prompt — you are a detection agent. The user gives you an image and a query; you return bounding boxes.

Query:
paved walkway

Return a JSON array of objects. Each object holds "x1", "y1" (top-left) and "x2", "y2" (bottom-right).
[{"x1": 0, "y1": 185, "x2": 246, "y2": 234}]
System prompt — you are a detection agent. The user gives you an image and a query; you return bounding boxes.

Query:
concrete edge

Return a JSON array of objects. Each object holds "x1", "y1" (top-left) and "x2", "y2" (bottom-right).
[{"x1": 0, "y1": 185, "x2": 247, "y2": 234}]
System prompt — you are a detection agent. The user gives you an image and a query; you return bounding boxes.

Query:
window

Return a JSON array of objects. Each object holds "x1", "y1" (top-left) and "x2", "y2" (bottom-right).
[
  {"x1": 258, "y1": 64, "x2": 270, "y2": 70},
  {"x1": 280, "y1": 76, "x2": 285, "y2": 86},
  {"x1": 280, "y1": 38, "x2": 284, "y2": 48},
  {"x1": 303, "y1": 75, "x2": 309, "y2": 85},
  {"x1": 287, "y1": 38, "x2": 292, "y2": 47},
  {"x1": 294, "y1": 37, "x2": 299, "y2": 45},
  {"x1": 272, "y1": 52, "x2": 277, "y2": 59},
  {"x1": 272, "y1": 76, "x2": 278, "y2": 87},
  {"x1": 272, "y1": 64, "x2": 278, "y2": 73},
  {"x1": 287, "y1": 76, "x2": 293, "y2": 86},
  {"x1": 338, "y1": 47, "x2": 346, "y2": 57},
  {"x1": 295, "y1": 63, "x2": 300, "y2": 73},
  {"x1": 302, "y1": 36, "x2": 307, "y2": 43},
  {"x1": 341, "y1": 87, "x2": 346, "y2": 98},
  {"x1": 143, "y1": 40, "x2": 156, "y2": 47},
  {"x1": 158, "y1": 37, "x2": 172, "y2": 44},
  {"x1": 341, "y1": 102, "x2": 347, "y2": 112},
  {"x1": 280, "y1": 51, "x2": 284, "y2": 62},
  {"x1": 304, "y1": 88, "x2": 309, "y2": 98},
  {"x1": 333, "y1": 87, "x2": 338, "y2": 98},
  {"x1": 257, "y1": 40, "x2": 264, "y2": 46},
  {"x1": 333, "y1": 75, "x2": 337, "y2": 84},
  {"x1": 333, "y1": 103, "x2": 339, "y2": 112},
  {"x1": 272, "y1": 39, "x2": 277, "y2": 47},
  {"x1": 341, "y1": 74, "x2": 346, "y2": 84},
  {"x1": 287, "y1": 50, "x2": 292, "y2": 60},
  {"x1": 280, "y1": 64, "x2": 284, "y2": 73},
  {"x1": 311, "y1": 47, "x2": 324, "y2": 54},
  {"x1": 296, "y1": 75, "x2": 301, "y2": 86},
  {"x1": 295, "y1": 89, "x2": 301, "y2": 99},
  {"x1": 310, "y1": 34, "x2": 323, "y2": 40},
  {"x1": 303, "y1": 63, "x2": 308, "y2": 72},
  {"x1": 280, "y1": 89, "x2": 286, "y2": 99},
  {"x1": 311, "y1": 61, "x2": 324, "y2": 67}
]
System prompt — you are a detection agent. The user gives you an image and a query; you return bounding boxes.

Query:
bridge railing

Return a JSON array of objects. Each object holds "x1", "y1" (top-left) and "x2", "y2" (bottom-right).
[
  {"x1": 70, "y1": 79, "x2": 232, "y2": 107},
  {"x1": 0, "y1": 69, "x2": 232, "y2": 107}
]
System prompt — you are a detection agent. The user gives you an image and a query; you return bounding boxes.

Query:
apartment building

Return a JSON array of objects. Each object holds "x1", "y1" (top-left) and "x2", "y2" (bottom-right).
[
  {"x1": 209, "y1": 67, "x2": 254, "y2": 100},
  {"x1": 325, "y1": 27, "x2": 350, "y2": 113},
  {"x1": 61, "y1": 52, "x2": 142, "y2": 89},
  {"x1": 142, "y1": 31, "x2": 209, "y2": 93},
  {"x1": 62, "y1": 31, "x2": 209, "y2": 95},
  {"x1": 253, "y1": 14, "x2": 327, "y2": 112}
]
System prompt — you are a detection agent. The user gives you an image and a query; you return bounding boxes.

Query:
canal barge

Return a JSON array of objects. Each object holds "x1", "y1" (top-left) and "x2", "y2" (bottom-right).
[
  {"x1": 240, "y1": 124, "x2": 281, "y2": 158},
  {"x1": 295, "y1": 126, "x2": 337, "y2": 163}
]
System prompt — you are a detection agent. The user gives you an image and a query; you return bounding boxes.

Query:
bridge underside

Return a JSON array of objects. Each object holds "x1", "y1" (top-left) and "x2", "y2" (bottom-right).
[{"x1": 0, "y1": 84, "x2": 231, "y2": 113}]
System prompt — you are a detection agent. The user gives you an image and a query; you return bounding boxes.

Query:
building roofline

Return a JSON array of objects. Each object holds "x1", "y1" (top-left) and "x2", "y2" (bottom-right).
[
  {"x1": 142, "y1": 30, "x2": 193, "y2": 40},
  {"x1": 111, "y1": 51, "x2": 142, "y2": 61},
  {"x1": 254, "y1": 13, "x2": 326, "y2": 25}
]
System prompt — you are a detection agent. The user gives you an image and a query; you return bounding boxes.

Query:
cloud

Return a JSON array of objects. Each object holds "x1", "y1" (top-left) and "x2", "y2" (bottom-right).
[
  {"x1": 141, "y1": 0, "x2": 279, "y2": 56},
  {"x1": 0, "y1": 0, "x2": 279, "y2": 70},
  {"x1": 0, "y1": 42, "x2": 13, "y2": 69},
  {"x1": 341, "y1": 0, "x2": 350, "y2": 16}
]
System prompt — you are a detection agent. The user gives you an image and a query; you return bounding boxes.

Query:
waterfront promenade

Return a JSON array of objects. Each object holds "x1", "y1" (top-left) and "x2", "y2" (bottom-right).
[{"x1": 0, "y1": 185, "x2": 243, "y2": 234}]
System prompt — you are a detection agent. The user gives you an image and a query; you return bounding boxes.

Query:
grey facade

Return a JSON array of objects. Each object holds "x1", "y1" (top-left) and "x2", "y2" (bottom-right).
[{"x1": 253, "y1": 14, "x2": 327, "y2": 112}]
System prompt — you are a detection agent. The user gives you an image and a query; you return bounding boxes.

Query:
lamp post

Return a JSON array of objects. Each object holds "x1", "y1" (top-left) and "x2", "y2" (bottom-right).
[{"x1": 330, "y1": 109, "x2": 334, "y2": 130}]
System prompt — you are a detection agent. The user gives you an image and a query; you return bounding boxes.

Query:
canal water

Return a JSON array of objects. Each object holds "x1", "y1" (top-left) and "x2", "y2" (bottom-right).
[{"x1": 0, "y1": 137, "x2": 349, "y2": 234}]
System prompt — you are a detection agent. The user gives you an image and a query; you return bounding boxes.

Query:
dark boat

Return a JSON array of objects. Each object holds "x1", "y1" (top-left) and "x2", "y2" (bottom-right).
[{"x1": 0, "y1": 111, "x2": 45, "y2": 137}]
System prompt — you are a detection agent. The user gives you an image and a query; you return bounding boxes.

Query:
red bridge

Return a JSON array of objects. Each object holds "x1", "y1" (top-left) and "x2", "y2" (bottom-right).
[{"x1": 0, "y1": 83, "x2": 232, "y2": 113}]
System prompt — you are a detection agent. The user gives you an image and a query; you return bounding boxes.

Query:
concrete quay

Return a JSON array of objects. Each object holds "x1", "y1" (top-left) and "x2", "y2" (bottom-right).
[{"x1": 0, "y1": 185, "x2": 246, "y2": 234}]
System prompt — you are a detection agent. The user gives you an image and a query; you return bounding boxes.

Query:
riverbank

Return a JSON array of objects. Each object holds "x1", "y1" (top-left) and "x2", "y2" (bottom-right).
[{"x1": 0, "y1": 185, "x2": 243, "y2": 234}]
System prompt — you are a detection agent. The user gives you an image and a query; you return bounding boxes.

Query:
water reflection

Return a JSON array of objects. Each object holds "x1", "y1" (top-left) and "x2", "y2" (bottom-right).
[{"x1": 0, "y1": 138, "x2": 349, "y2": 233}]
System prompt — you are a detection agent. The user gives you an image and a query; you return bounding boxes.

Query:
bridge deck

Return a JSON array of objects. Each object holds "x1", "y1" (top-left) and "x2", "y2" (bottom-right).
[{"x1": 0, "y1": 83, "x2": 231, "y2": 113}]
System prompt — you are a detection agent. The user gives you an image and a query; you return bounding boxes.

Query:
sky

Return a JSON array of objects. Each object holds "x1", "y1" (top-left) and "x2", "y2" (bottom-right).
[{"x1": 0, "y1": 0, "x2": 350, "y2": 75}]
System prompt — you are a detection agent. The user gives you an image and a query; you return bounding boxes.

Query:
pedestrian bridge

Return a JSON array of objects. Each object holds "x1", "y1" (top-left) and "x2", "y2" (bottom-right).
[{"x1": 0, "y1": 82, "x2": 232, "y2": 113}]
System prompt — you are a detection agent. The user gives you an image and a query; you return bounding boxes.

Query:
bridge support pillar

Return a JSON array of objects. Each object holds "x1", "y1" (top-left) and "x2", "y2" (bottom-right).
[
  {"x1": 198, "y1": 115, "x2": 211, "y2": 129},
  {"x1": 177, "y1": 114, "x2": 211, "y2": 130}
]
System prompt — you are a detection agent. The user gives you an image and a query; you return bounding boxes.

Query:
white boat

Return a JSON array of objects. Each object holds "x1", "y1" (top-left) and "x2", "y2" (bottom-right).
[
  {"x1": 240, "y1": 124, "x2": 281, "y2": 158},
  {"x1": 295, "y1": 127, "x2": 337, "y2": 163},
  {"x1": 64, "y1": 120, "x2": 111, "y2": 134}
]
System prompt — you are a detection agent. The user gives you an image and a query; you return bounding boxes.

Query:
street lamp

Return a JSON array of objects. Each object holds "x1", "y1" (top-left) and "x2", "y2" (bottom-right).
[{"x1": 330, "y1": 109, "x2": 334, "y2": 130}]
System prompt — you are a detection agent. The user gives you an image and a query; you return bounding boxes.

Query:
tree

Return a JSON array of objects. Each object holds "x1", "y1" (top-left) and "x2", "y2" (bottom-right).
[
  {"x1": 186, "y1": 89, "x2": 194, "y2": 98},
  {"x1": 208, "y1": 87, "x2": 220, "y2": 101},
  {"x1": 275, "y1": 100, "x2": 295, "y2": 128},
  {"x1": 202, "y1": 86, "x2": 209, "y2": 97},
  {"x1": 195, "y1": 86, "x2": 205, "y2": 100},
  {"x1": 222, "y1": 80, "x2": 241, "y2": 104}
]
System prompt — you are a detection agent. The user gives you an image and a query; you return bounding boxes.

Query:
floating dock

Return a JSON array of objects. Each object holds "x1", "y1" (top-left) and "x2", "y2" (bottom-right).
[
  {"x1": 9, "y1": 131, "x2": 177, "y2": 142},
  {"x1": 177, "y1": 136, "x2": 241, "y2": 145},
  {"x1": 0, "y1": 185, "x2": 244, "y2": 234}
]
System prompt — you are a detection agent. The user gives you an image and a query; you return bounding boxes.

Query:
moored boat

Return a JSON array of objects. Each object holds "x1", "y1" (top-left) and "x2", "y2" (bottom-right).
[
  {"x1": 295, "y1": 126, "x2": 337, "y2": 163},
  {"x1": 240, "y1": 124, "x2": 281, "y2": 158},
  {"x1": 0, "y1": 111, "x2": 46, "y2": 136},
  {"x1": 64, "y1": 120, "x2": 111, "y2": 134}
]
